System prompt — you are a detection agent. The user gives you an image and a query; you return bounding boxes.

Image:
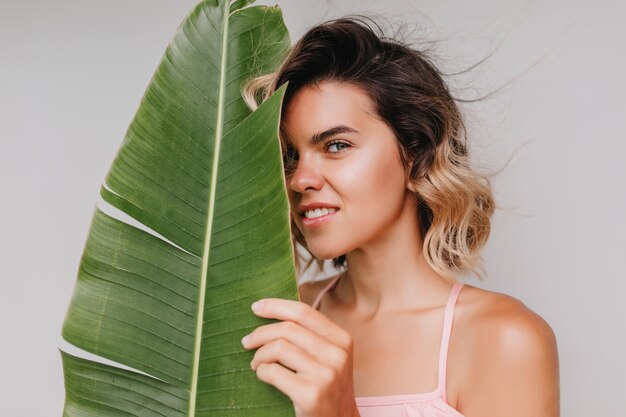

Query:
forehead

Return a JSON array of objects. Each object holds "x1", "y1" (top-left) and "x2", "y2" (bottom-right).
[{"x1": 281, "y1": 81, "x2": 379, "y2": 145}]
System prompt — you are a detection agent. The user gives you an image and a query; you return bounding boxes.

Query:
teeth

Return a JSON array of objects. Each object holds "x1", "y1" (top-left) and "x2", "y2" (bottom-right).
[{"x1": 304, "y1": 207, "x2": 337, "y2": 219}]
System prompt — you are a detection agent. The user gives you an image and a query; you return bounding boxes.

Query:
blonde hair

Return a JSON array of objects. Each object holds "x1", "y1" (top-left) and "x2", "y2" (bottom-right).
[{"x1": 241, "y1": 16, "x2": 496, "y2": 281}]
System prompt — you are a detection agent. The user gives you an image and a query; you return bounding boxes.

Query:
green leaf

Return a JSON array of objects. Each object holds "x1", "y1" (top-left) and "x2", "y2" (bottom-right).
[{"x1": 60, "y1": 0, "x2": 298, "y2": 415}]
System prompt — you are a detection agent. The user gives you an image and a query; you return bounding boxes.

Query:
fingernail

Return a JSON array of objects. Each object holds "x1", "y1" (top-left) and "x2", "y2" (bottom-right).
[
  {"x1": 251, "y1": 300, "x2": 264, "y2": 311},
  {"x1": 241, "y1": 335, "x2": 250, "y2": 346}
]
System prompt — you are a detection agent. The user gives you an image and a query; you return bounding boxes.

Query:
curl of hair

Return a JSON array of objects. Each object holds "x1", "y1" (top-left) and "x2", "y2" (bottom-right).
[{"x1": 241, "y1": 15, "x2": 496, "y2": 281}]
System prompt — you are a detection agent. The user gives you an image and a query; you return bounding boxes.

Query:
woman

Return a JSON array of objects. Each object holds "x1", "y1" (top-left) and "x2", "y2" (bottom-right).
[{"x1": 240, "y1": 17, "x2": 560, "y2": 417}]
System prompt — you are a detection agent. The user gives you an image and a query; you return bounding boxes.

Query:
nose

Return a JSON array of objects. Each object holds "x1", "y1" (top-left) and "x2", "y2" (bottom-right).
[{"x1": 288, "y1": 155, "x2": 324, "y2": 193}]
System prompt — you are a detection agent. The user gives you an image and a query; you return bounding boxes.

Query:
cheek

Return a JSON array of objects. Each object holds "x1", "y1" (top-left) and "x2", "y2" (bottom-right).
[
  {"x1": 286, "y1": 192, "x2": 303, "y2": 232},
  {"x1": 330, "y1": 152, "x2": 407, "y2": 253},
  {"x1": 336, "y1": 150, "x2": 406, "y2": 209},
  {"x1": 286, "y1": 188, "x2": 296, "y2": 209}
]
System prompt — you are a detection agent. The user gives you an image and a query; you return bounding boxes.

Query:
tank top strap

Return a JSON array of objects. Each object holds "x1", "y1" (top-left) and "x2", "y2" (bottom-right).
[
  {"x1": 437, "y1": 281, "x2": 464, "y2": 403},
  {"x1": 311, "y1": 273, "x2": 344, "y2": 311}
]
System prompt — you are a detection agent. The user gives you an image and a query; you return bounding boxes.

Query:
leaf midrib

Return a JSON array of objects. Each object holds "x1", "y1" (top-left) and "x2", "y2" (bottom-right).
[{"x1": 188, "y1": 3, "x2": 231, "y2": 416}]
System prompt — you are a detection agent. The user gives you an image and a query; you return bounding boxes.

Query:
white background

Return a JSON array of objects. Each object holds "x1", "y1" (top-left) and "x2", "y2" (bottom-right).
[{"x1": 1, "y1": 0, "x2": 624, "y2": 415}]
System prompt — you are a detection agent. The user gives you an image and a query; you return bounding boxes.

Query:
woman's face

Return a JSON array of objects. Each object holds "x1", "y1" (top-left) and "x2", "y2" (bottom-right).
[{"x1": 282, "y1": 81, "x2": 413, "y2": 260}]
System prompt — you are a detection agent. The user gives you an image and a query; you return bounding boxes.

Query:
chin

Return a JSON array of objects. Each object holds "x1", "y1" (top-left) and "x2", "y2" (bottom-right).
[{"x1": 305, "y1": 243, "x2": 344, "y2": 261}]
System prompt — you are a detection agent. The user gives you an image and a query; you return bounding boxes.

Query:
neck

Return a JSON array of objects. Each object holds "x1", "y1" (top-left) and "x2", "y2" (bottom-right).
[{"x1": 336, "y1": 195, "x2": 455, "y2": 320}]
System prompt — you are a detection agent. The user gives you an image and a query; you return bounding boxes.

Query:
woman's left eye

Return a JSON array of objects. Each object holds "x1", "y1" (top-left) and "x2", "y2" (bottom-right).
[{"x1": 326, "y1": 140, "x2": 350, "y2": 153}]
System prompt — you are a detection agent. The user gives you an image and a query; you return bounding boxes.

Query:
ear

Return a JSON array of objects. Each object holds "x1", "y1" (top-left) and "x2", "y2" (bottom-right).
[{"x1": 402, "y1": 156, "x2": 417, "y2": 192}]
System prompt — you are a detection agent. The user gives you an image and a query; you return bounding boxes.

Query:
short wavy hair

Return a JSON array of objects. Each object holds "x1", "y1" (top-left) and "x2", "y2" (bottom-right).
[{"x1": 241, "y1": 16, "x2": 496, "y2": 281}]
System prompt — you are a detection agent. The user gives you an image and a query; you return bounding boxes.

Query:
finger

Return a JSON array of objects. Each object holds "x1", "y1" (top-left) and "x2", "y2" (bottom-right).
[
  {"x1": 254, "y1": 362, "x2": 312, "y2": 406},
  {"x1": 251, "y1": 298, "x2": 352, "y2": 350},
  {"x1": 243, "y1": 320, "x2": 348, "y2": 368},
  {"x1": 250, "y1": 338, "x2": 318, "y2": 376}
]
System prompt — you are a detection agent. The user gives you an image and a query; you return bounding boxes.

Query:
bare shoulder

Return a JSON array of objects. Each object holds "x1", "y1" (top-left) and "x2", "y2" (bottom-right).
[
  {"x1": 297, "y1": 276, "x2": 339, "y2": 306},
  {"x1": 458, "y1": 283, "x2": 557, "y2": 342},
  {"x1": 454, "y1": 284, "x2": 560, "y2": 416}
]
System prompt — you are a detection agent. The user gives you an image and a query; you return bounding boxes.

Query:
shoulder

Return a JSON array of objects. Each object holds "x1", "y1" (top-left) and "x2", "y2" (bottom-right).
[
  {"x1": 297, "y1": 275, "x2": 339, "y2": 306},
  {"x1": 458, "y1": 284, "x2": 558, "y2": 349},
  {"x1": 454, "y1": 284, "x2": 560, "y2": 415}
]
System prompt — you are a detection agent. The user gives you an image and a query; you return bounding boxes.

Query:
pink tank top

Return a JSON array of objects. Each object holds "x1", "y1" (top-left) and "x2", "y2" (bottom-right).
[{"x1": 311, "y1": 274, "x2": 466, "y2": 417}]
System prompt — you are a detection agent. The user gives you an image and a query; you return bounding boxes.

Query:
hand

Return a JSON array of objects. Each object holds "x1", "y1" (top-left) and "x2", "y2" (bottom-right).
[{"x1": 241, "y1": 298, "x2": 360, "y2": 417}]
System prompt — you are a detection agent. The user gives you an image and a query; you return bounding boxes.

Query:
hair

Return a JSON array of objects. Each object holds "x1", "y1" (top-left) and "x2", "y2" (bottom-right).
[{"x1": 241, "y1": 15, "x2": 496, "y2": 281}]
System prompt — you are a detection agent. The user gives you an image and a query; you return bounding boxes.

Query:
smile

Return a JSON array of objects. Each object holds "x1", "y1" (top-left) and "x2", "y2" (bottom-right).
[
  {"x1": 301, "y1": 209, "x2": 339, "y2": 228},
  {"x1": 304, "y1": 207, "x2": 338, "y2": 218}
]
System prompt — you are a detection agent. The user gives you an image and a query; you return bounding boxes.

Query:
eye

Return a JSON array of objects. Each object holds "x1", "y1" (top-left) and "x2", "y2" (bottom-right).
[
  {"x1": 326, "y1": 140, "x2": 351, "y2": 153},
  {"x1": 284, "y1": 145, "x2": 299, "y2": 161},
  {"x1": 283, "y1": 145, "x2": 298, "y2": 175}
]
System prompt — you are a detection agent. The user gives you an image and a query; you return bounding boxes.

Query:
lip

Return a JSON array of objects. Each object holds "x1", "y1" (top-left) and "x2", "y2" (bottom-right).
[
  {"x1": 301, "y1": 209, "x2": 339, "y2": 228},
  {"x1": 297, "y1": 202, "x2": 340, "y2": 214}
]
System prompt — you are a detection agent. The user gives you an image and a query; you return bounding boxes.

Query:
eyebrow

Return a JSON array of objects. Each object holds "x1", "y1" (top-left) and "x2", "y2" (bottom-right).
[{"x1": 307, "y1": 125, "x2": 359, "y2": 146}]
